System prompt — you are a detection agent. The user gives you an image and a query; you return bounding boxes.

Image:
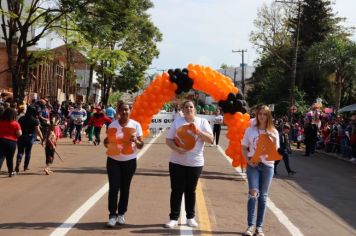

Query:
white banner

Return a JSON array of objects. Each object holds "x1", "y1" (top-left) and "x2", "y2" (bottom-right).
[{"x1": 149, "y1": 113, "x2": 216, "y2": 130}]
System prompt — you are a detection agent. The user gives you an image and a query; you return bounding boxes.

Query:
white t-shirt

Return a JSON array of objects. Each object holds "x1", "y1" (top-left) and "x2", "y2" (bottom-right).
[
  {"x1": 213, "y1": 115, "x2": 223, "y2": 125},
  {"x1": 166, "y1": 116, "x2": 213, "y2": 167},
  {"x1": 241, "y1": 126, "x2": 280, "y2": 167},
  {"x1": 108, "y1": 119, "x2": 143, "y2": 162}
]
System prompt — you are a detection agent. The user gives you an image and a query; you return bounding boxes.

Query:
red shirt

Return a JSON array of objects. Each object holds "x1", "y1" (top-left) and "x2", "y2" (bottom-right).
[
  {"x1": 88, "y1": 113, "x2": 112, "y2": 128},
  {"x1": 0, "y1": 120, "x2": 21, "y2": 141}
]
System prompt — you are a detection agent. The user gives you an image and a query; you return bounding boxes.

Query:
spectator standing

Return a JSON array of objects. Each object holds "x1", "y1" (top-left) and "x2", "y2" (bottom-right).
[
  {"x1": 274, "y1": 124, "x2": 296, "y2": 176},
  {"x1": 0, "y1": 108, "x2": 22, "y2": 177}
]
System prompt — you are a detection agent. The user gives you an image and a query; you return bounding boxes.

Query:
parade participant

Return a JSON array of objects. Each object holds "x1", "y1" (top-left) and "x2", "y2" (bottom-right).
[
  {"x1": 212, "y1": 108, "x2": 223, "y2": 146},
  {"x1": 105, "y1": 104, "x2": 116, "y2": 129},
  {"x1": 104, "y1": 101, "x2": 144, "y2": 227},
  {"x1": 70, "y1": 102, "x2": 87, "y2": 144},
  {"x1": 241, "y1": 105, "x2": 279, "y2": 236},
  {"x1": 164, "y1": 100, "x2": 214, "y2": 229},
  {"x1": 88, "y1": 106, "x2": 112, "y2": 146},
  {"x1": 0, "y1": 108, "x2": 22, "y2": 177},
  {"x1": 85, "y1": 105, "x2": 95, "y2": 143},
  {"x1": 274, "y1": 123, "x2": 296, "y2": 176},
  {"x1": 43, "y1": 124, "x2": 57, "y2": 175},
  {"x1": 15, "y1": 106, "x2": 44, "y2": 173}
]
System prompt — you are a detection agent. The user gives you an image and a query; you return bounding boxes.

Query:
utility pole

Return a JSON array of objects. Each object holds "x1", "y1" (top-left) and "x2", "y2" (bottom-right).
[
  {"x1": 276, "y1": 0, "x2": 303, "y2": 110},
  {"x1": 232, "y1": 49, "x2": 247, "y2": 96}
]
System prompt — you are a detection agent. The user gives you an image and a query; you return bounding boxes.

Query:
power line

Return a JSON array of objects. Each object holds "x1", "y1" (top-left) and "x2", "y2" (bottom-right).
[{"x1": 232, "y1": 49, "x2": 247, "y2": 96}]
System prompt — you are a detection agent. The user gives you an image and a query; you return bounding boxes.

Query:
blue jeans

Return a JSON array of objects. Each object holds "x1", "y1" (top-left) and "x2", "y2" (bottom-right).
[
  {"x1": 16, "y1": 134, "x2": 35, "y2": 169},
  {"x1": 74, "y1": 124, "x2": 83, "y2": 141},
  {"x1": 246, "y1": 163, "x2": 274, "y2": 227}
]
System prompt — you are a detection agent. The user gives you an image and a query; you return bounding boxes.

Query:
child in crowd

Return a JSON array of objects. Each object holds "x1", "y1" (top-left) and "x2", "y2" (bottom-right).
[
  {"x1": 43, "y1": 124, "x2": 57, "y2": 175},
  {"x1": 88, "y1": 106, "x2": 112, "y2": 146}
]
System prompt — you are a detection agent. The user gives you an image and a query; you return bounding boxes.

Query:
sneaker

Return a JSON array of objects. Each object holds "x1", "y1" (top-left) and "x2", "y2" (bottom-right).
[
  {"x1": 44, "y1": 168, "x2": 50, "y2": 175},
  {"x1": 243, "y1": 226, "x2": 255, "y2": 236},
  {"x1": 255, "y1": 227, "x2": 265, "y2": 236},
  {"x1": 164, "y1": 220, "x2": 178, "y2": 229},
  {"x1": 88, "y1": 141, "x2": 93, "y2": 144},
  {"x1": 93, "y1": 140, "x2": 97, "y2": 146},
  {"x1": 350, "y1": 157, "x2": 356, "y2": 162},
  {"x1": 107, "y1": 217, "x2": 117, "y2": 228},
  {"x1": 117, "y1": 215, "x2": 125, "y2": 225},
  {"x1": 288, "y1": 171, "x2": 296, "y2": 176},
  {"x1": 73, "y1": 140, "x2": 76, "y2": 144},
  {"x1": 187, "y1": 218, "x2": 198, "y2": 227}
]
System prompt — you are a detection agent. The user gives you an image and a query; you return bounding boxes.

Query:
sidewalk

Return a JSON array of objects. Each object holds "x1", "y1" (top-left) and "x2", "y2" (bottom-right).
[{"x1": 292, "y1": 143, "x2": 356, "y2": 165}]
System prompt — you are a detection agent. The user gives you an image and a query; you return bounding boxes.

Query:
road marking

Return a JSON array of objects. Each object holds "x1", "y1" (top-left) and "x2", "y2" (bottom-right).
[
  {"x1": 196, "y1": 181, "x2": 212, "y2": 235},
  {"x1": 50, "y1": 134, "x2": 162, "y2": 236},
  {"x1": 217, "y1": 146, "x2": 304, "y2": 236},
  {"x1": 180, "y1": 195, "x2": 194, "y2": 235}
]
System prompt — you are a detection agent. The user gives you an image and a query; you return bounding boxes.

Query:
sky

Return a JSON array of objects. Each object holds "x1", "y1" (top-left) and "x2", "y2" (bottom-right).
[
  {"x1": 147, "y1": 0, "x2": 356, "y2": 71},
  {"x1": 38, "y1": 0, "x2": 356, "y2": 72}
]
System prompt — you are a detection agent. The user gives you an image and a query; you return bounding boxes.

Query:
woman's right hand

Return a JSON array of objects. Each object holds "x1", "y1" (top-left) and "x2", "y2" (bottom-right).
[
  {"x1": 247, "y1": 160, "x2": 258, "y2": 167},
  {"x1": 175, "y1": 146, "x2": 187, "y2": 154}
]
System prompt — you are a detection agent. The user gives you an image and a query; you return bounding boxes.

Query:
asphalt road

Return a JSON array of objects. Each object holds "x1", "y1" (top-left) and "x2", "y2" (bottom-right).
[{"x1": 0, "y1": 129, "x2": 355, "y2": 236}]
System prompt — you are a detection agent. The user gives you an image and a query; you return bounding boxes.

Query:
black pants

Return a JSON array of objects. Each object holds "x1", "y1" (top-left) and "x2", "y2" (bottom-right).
[
  {"x1": 94, "y1": 127, "x2": 102, "y2": 144},
  {"x1": 107, "y1": 157, "x2": 137, "y2": 217},
  {"x1": 74, "y1": 124, "x2": 83, "y2": 141},
  {"x1": 305, "y1": 140, "x2": 316, "y2": 156},
  {"x1": 169, "y1": 162, "x2": 203, "y2": 220},
  {"x1": 274, "y1": 151, "x2": 292, "y2": 173},
  {"x1": 213, "y1": 124, "x2": 221, "y2": 145},
  {"x1": 0, "y1": 138, "x2": 17, "y2": 174}
]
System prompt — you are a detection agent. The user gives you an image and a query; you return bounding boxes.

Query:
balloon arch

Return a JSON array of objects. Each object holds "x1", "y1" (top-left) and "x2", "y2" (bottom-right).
[{"x1": 131, "y1": 64, "x2": 250, "y2": 168}]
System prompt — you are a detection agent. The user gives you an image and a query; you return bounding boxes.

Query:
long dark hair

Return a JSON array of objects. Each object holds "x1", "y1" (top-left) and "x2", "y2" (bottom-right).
[{"x1": 0, "y1": 108, "x2": 17, "y2": 122}]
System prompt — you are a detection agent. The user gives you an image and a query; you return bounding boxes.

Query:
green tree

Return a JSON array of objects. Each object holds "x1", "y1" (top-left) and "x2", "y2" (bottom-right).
[
  {"x1": 0, "y1": 0, "x2": 85, "y2": 100},
  {"x1": 306, "y1": 36, "x2": 356, "y2": 111}
]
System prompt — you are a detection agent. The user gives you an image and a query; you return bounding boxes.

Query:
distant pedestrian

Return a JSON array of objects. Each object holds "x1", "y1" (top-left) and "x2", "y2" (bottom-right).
[
  {"x1": 88, "y1": 106, "x2": 112, "y2": 146},
  {"x1": 274, "y1": 124, "x2": 296, "y2": 176},
  {"x1": 70, "y1": 102, "x2": 87, "y2": 144},
  {"x1": 0, "y1": 108, "x2": 22, "y2": 177},
  {"x1": 15, "y1": 106, "x2": 44, "y2": 173},
  {"x1": 212, "y1": 109, "x2": 223, "y2": 146},
  {"x1": 43, "y1": 124, "x2": 57, "y2": 175}
]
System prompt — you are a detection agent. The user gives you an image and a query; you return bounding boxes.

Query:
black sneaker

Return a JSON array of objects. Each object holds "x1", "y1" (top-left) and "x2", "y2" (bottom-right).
[{"x1": 288, "y1": 171, "x2": 296, "y2": 176}]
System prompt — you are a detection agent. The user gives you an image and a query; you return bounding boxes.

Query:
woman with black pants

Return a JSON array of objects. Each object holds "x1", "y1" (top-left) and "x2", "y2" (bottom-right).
[
  {"x1": 165, "y1": 100, "x2": 214, "y2": 228},
  {"x1": 104, "y1": 101, "x2": 144, "y2": 228},
  {"x1": 0, "y1": 108, "x2": 22, "y2": 177},
  {"x1": 213, "y1": 109, "x2": 223, "y2": 146}
]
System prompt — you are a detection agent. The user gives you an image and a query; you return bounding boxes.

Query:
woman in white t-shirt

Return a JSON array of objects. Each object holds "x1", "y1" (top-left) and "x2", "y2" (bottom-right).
[
  {"x1": 104, "y1": 101, "x2": 144, "y2": 228},
  {"x1": 241, "y1": 105, "x2": 279, "y2": 236},
  {"x1": 164, "y1": 100, "x2": 214, "y2": 229},
  {"x1": 212, "y1": 109, "x2": 223, "y2": 146}
]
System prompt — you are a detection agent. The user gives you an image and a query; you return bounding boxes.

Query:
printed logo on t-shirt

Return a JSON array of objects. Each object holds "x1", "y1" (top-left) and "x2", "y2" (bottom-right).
[
  {"x1": 106, "y1": 127, "x2": 136, "y2": 156},
  {"x1": 174, "y1": 123, "x2": 198, "y2": 151}
]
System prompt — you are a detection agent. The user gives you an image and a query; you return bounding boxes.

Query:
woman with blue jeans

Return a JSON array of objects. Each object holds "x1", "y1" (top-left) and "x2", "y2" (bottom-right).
[
  {"x1": 16, "y1": 106, "x2": 43, "y2": 173},
  {"x1": 241, "y1": 105, "x2": 279, "y2": 236}
]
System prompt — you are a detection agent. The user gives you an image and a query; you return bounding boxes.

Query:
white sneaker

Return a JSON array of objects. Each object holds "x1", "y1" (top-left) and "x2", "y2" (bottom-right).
[
  {"x1": 117, "y1": 215, "x2": 125, "y2": 225},
  {"x1": 243, "y1": 226, "x2": 255, "y2": 236},
  {"x1": 164, "y1": 220, "x2": 178, "y2": 228},
  {"x1": 107, "y1": 217, "x2": 117, "y2": 227},
  {"x1": 187, "y1": 218, "x2": 198, "y2": 227},
  {"x1": 350, "y1": 157, "x2": 356, "y2": 162},
  {"x1": 255, "y1": 227, "x2": 265, "y2": 236}
]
